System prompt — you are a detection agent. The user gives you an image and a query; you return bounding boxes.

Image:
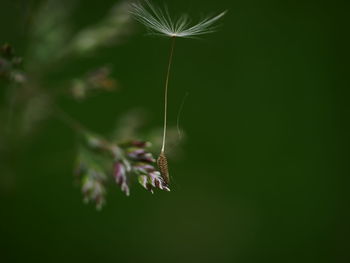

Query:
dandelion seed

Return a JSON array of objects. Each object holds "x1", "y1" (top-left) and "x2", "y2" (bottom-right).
[
  {"x1": 129, "y1": 0, "x2": 227, "y2": 38},
  {"x1": 130, "y1": 1, "x2": 226, "y2": 184}
]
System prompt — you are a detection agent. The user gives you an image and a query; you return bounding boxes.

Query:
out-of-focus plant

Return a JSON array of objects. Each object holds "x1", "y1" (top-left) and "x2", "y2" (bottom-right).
[
  {"x1": 66, "y1": 1, "x2": 134, "y2": 55},
  {"x1": 70, "y1": 67, "x2": 118, "y2": 100},
  {"x1": 0, "y1": 44, "x2": 26, "y2": 83},
  {"x1": 0, "y1": 0, "x2": 183, "y2": 210}
]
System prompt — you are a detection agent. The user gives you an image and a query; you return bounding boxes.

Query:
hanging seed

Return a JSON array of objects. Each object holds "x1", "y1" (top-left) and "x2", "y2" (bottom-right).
[{"x1": 157, "y1": 151, "x2": 169, "y2": 185}]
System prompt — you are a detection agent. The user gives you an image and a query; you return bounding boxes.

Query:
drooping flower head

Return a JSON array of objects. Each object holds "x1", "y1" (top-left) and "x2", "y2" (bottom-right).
[{"x1": 130, "y1": 0, "x2": 227, "y2": 38}]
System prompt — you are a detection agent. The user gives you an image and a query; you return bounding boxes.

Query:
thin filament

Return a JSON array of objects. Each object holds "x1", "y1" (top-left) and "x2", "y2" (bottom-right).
[
  {"x1": 161, "y1": 37, "x2": 176, "y2": 153},
  {"x1": 176, "y1": 91, "x2": 189, "y2": 141}
]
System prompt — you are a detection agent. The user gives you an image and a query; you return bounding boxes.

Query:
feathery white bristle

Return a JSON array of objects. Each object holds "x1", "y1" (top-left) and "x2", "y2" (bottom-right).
[{"x1": 130, "y1": 0, "x2": 227, "y2": 38}]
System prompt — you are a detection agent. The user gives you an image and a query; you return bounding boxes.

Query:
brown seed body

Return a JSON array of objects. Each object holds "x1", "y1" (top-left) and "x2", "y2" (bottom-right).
[{"x1": 157, "y1": 152, "x2": 169, "y2": 185}]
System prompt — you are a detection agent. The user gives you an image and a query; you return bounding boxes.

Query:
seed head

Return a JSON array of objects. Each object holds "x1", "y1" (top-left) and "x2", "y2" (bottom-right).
[
  {"x1": 130, "y1": 0, "x2": 227, "y2": 38},
  {"x1": 157, "y1": 151, "x2": 169, "y2": 185}
]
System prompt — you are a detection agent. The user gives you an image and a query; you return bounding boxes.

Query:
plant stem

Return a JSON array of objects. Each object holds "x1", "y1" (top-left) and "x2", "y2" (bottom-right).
[
  {"x1": 55, "y1": 106, "x2": 122, "y2": 156},
  {"x1": 55, "y1": 106, "x2": 87, "y2": 133},
  {"x1": 161, "y1": 36, "x2": 176, "y2": 154}
]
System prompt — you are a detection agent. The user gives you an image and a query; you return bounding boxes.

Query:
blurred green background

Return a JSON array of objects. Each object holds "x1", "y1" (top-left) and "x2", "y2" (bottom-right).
[{"x1": 1, "y1": 0, "x2": 349, "y2": 262}]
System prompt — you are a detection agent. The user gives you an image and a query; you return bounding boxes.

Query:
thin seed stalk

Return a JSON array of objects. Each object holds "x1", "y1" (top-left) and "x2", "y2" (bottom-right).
[
  {"x1": 158, "y1": 36, "x2": 176, "y2": 185},
  {"x1": 161, "y1": 36, "x2": 176, "y2": 153}
]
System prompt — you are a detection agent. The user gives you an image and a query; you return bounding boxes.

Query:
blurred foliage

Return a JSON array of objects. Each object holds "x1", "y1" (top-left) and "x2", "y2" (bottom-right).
[{"x1": 0, "y1": 0, "x2": 179, "y2": 209}]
